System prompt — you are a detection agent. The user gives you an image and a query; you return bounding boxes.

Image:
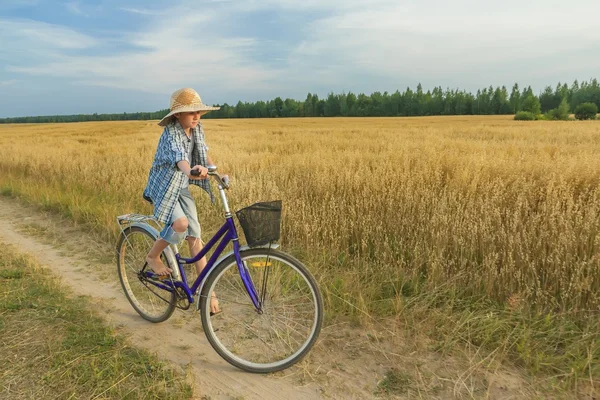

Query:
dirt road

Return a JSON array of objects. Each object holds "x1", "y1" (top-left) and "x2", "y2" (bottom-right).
[{"x1": 0, "y1": 197, "x2": 336, "y2": 399}]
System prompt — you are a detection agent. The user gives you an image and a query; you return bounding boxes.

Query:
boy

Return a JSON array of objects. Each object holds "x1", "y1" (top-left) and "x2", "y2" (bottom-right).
[{"x1": 143, "y1": 88, "x2": 220, "y2": 314}]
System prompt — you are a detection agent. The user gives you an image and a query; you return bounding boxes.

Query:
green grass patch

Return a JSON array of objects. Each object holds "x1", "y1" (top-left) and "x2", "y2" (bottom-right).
[
  {"x1": 0, "y1": 244, "x2": 193, "y2": 399},
  {"x1": 376, "y1": 368, "x2": 413, "y2": 395},
  {"x1": 0, "y1": 185, "x2": 13, "y2": 197},
  {"x1": 0, "y1": 268, "x2": 24, "y2": 279}
]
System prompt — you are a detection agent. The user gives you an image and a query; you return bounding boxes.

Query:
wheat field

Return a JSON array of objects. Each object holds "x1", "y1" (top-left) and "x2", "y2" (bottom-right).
[{"x1": 1, "y1": 116, "x2": 599, "y2": 317}]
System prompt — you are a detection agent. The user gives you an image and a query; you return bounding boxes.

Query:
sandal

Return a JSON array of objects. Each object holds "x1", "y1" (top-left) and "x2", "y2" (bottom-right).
[
  {"x1": 148, "y1": 272, "x2": 171, "y2": 282},
  {"x1": 143, "y1": 262, "x2": 171, "y2": 281},
  {"x1": 144, "y1": 259, "x2": 172, "y2": 280}
]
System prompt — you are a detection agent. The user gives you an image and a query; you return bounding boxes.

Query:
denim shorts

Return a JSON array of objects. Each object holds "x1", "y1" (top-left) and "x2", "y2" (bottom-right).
[{"x1": 159, "y1": 187, "x2": 201, "y2": 244}]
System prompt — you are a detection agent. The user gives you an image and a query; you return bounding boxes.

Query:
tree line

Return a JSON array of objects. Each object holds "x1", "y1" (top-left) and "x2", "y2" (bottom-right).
[
  {"x1": 1, "y1": 79, "x2": 598, "y2": 124},
  {"x1": 0, "y1": 110, "x2": 170, "y2": 124}
]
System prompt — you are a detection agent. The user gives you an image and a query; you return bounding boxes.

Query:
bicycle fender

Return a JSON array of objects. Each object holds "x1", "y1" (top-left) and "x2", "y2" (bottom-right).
[{"x1": 125, "y1": 222, "x2": 182, "y2": 281}]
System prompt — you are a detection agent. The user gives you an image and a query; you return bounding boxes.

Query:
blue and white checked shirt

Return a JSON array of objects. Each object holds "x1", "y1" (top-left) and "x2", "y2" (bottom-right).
[{"x1": 143, "y1": 121, "x2": 214, "y2": 223}]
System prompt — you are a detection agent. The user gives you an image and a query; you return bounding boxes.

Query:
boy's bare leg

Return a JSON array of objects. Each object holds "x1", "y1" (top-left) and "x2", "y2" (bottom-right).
[
  {"x1": 187, "y1": 236, "x2": 206, "y2": 274},
  {"x1": 187, "y1": 236, "x2": 220, "y2": 313},
  {"x1": 145, "y1": 239, "x2": 173, "y2": 275},
  {"x1": 146, "y1": 217, "x2": 188, "y2": 275}
]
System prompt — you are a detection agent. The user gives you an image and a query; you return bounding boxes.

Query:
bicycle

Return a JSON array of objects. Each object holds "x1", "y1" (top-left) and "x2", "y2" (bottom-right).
[{"x1": 115, "y1": 166, "x2": 323, "y2": 373}]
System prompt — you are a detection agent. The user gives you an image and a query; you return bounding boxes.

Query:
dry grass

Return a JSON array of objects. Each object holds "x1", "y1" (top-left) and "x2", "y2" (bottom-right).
[
  {"x1": 0, "y1": 243, "x2": 192, "y2": 399},
  {"x1": 1, "y1": 116, "x2": 599, "y2": 390}
]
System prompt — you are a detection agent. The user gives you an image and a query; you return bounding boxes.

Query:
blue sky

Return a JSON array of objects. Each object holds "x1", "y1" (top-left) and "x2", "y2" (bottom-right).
[{"x1": 0, "y1": 0, "x2": 599, "y2": 117}]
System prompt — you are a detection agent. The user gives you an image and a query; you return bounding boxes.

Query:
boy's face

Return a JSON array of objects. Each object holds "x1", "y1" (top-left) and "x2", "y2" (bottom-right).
[{"x1": 176, "y1": 111, "x2": 202, "y2": 130}]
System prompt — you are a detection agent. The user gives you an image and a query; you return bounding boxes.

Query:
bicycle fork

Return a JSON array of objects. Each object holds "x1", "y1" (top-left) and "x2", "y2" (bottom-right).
[{"x1": 233, "y1": 240, "x2": 263, "y2": 313}]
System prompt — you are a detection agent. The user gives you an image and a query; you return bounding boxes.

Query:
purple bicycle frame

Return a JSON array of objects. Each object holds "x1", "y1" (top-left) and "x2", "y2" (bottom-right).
[{"x1": 147, "y1": 215, "x2": 261, "y2": 310}]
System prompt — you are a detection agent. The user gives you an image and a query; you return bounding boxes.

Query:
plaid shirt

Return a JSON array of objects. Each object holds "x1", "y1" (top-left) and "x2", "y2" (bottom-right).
[{"x1": 143, "y1": 121, "x2": 214, "y2": 223}]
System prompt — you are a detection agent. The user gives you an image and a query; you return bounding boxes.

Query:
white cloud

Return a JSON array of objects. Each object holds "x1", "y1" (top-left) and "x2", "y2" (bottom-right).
[
  {"x1": 281, "y1": 0, "x2": 600, "y2": 89},
  {"x1": 120, "y1": 7, "x2": 164, "y2": 16},
  {"x1": 0, "y1": 19, "x2": 97, "y2": 51},
  {"x1": 65, "y1": 1, "x2": 89, "y2": 17},
  {"x1": 228, "y1": 0, "x2": 396, "y2": 12},
  {"x1": 0, "y1": 79, "x2": 17, "y2": 86},
  {"x1": 2, "y1": 8, "x2": 278, "y2": 98}
]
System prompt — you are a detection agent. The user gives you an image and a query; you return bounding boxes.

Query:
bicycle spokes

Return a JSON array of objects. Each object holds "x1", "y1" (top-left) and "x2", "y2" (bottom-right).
[
  {"x1": 117, "y1": 226, "x2": 177, "y2": 322},
  {"x1": 203, "y1": 251, "x2": 321, "y2": 370}
]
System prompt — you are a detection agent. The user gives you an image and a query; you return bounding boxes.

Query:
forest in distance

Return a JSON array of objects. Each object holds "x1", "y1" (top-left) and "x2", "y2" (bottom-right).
[{"x1": 1, "y1": 78, "x2": 599, "y2": 124}]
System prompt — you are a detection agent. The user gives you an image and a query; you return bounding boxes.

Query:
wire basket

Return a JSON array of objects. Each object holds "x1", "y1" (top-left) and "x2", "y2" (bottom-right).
[{"x1": 235, "y1": 200, "x2": 282, "y2": 247}]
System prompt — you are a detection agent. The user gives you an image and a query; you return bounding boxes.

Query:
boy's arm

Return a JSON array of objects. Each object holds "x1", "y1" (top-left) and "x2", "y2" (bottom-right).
[
  {"x1": 178, "y1": 160, "x2": 208, "y2": 179},
  {"x1": 177, "y1": 160, "x2": 192, "y2": 176}
]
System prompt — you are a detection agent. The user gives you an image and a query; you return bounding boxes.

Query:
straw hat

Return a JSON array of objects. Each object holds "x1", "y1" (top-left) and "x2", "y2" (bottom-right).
[{"x1": 158, "y1": 88, "x2": 220, "y2": 126}]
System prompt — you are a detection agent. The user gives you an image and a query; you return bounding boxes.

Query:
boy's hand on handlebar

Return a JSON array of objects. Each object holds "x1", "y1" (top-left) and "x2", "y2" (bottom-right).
[{"x1": 189, "y1": 165, "x2": 208, "y2": 179}]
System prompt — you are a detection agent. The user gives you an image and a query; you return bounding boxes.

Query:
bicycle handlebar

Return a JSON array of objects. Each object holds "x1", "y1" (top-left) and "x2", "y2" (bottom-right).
[{"x1": 190, "y1": 165, "x2": 229, "y2": 189}]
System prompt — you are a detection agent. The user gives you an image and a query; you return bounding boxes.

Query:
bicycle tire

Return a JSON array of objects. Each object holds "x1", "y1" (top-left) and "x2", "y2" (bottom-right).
[
  {"x1": 199, "y1": 248, "x2": 323, "y2": 373},
  {"x1": 116, "y1": 225, "x2": 177, "y2": 323}
]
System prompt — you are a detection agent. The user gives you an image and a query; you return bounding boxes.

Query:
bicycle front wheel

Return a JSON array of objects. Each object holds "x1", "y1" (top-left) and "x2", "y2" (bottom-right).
[
  {"x1": 116, "y1": 225, "x2": 177, "y2": 323},
  {"x1": 199, "y1": 248, "x2": 323, "y2": 373}
]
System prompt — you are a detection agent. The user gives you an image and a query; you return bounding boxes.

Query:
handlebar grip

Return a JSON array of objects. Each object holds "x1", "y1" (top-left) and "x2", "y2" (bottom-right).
[{"x1": 189, "y1": 166, "x2": 229, "y2": 189}]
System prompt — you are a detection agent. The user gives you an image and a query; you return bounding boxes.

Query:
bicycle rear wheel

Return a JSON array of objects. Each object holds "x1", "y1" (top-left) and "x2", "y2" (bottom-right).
[
  {"x1": 199, "y1": 248, "x2": 323, "y2": 373},
  {"x1": 116, "y1": 225, "x2": 176, "y2": 323}
]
